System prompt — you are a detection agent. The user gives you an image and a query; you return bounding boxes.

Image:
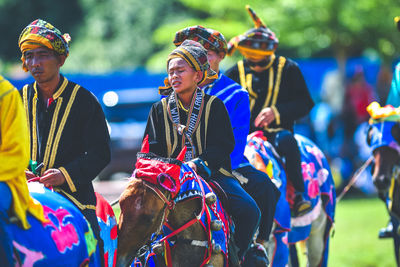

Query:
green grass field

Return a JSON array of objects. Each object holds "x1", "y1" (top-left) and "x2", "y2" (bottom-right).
[
  {"x1": 329, "y1": 197, "x2": 395, "y2": 267},
  {"x1": 113, "y1": 197, "x2": 396, "y2": 266}
]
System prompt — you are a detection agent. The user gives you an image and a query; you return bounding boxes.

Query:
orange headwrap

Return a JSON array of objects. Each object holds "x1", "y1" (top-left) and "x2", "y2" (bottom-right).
[{"x1": 18, "y1": 19, "x2": 71, "y2": 72}]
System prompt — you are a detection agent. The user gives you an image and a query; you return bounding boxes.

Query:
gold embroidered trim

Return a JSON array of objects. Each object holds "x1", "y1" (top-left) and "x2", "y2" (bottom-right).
[
  {"x1": 271, "y1": 106, "x2": 281, "y2": 125},
  {"x1": 42, "y1": 98, "x2": 63, "y2": 174},
  {"x1": 263, "y1": 67, "x2": 274, "y2": 108},
  {"x1": 161, "y1": 98, "x2": 173, "y2": 157},
  {"x1": 238, "y1": 61, "x2": 258, "y2": 112},
  {"x1": 172, "y1": 128, "x2": 178, "y2": 156},
  {"x1": 59, "y1": 167, "x2": 76, "y2": 193},
  {"x1": 54, "y1": 188, "x2": 96, "y2": 210},
  {"x1": 22, "y1": 85, "x2": 31, "y2": 150},
  {"x1": 238, "y1": 60, "x2": 246, "y2": 89},
  {"x1": 271, "y1": 57, "x2": 286, "y2": 106},
  {"x1": 263, "y1": 127, "x2": 285, "y2": 132},
  {"x1": 245, "y1": 74, "x2": 257, "y2": 112},
  {"x1": 49, "y1": 85, "x2": 80, "y2": 169},
  {"x1": 389, "y1": 177, "x2": 395, "y2": 211},
  {"x1": 53, "y1": 77, "x2": 69, "y2": 99},
  {"x1": 204, "y1": 95, "x2": 216, "y2": 148},
  {"x1": 196, "y1": 124, "x2": 202, "y2": 155},
  {"x1": 30, "y1": 84, "x2": 39, "y2": 162}
]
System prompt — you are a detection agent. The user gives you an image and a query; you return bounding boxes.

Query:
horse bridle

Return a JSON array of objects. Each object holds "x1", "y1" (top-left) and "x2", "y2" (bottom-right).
[
  {"x1": 158, "y1": 173, "x2": 207, "y2": 244},
  {"x1": 133, "y1": 172, "x2": 211, "y2": 265},
  {"x1": 132, "y1": 178, "x2": 176, "y2": 259}
]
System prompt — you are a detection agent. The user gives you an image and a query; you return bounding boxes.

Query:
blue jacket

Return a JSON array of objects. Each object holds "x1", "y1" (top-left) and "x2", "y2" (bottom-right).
[
  {"x1": 202, "y1": 73, "x2": 251, "y2": 170},
  {"x1": 387, "y1": 62, "x2": 400, "y2": 107}
]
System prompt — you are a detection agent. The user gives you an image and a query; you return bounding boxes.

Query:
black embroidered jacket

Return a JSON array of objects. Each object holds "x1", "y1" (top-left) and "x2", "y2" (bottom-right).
[
  {"x1": 225, "y1": 56, "x2": 314, "y2": 133},
  {"x1": 21, "y1": 75, "x2": 111, "y2": 211},
  {"x1": 144, "y1": 92, "x2": 235, "y2": 177}
]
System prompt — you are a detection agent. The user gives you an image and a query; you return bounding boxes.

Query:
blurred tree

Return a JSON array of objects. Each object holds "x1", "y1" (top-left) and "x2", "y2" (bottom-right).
[
  {"x1": 1, "y1": 0, "x2": 400, "y2": 74},
  {"x1": 0, "y1": 0, "x2": 83, "y2": 66},
  {"x1": 65, "y1": 0, "x2": 189, "y2": 73},
  {"x1": 148, "y1": 0, "x2": 400, "y2": 73}
]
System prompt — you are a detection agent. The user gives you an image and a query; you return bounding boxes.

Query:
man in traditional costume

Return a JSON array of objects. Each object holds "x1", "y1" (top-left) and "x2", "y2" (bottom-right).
[
  {"x1": 149, "y1": 40, "x2": 260, "y2": 264},
  {"x1": 0, "y1": 75, "x2": 45, "y2": 266},
  {"x1": 225, "y1": 6, "x2": 315, "y2": 217},
  {"x1": 172, "y1": 25, "x2": 280, "y2": 250},
  {"x1": 18, "y1": 19, "x2": 111, "y2": 264}
]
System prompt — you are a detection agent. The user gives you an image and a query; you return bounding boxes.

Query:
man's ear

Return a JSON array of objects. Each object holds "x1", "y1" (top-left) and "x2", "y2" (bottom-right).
[
  {"x1": 219, "y1": 52, "x2": 226, "y2": 60},
  {"x1": 58, "y1": 55, "x2": 66, "y2": 67},
  {"x1": 195, "y1": 71, "x2": 203, "y2": 83}
]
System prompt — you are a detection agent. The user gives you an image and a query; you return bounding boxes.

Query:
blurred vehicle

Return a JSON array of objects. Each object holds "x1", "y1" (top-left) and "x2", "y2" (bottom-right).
[{"x1": 97, "y1": 87, "x2": 159, "y2": 180}]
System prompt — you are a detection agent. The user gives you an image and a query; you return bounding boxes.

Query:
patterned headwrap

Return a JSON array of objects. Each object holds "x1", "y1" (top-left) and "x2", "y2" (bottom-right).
[
  {"x1": 173, "y1": 25, "x2": 228, "y2": 54},
  {"x1": 159, "y1": 40, "x2": 218, "y2": 95},
  {"x1": 227, "y1": 5, "x2": 279, "y2": 60},
  {"x1": 18, "y1": 19, "x2": 71, "y2": 72}
]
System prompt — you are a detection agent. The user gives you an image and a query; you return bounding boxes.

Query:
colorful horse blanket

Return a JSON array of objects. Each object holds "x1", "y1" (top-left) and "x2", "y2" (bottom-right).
[
  {"x1": 96, "y1": 193, "x2": 118, "y2": 267},
  {"x1": 9, "y1": 182, "x2": 100, "y2": 267},
  {"x1": 137, "y1": 163, "x2": 230, "y2": 267},
  {"x1": 245, "y1": 132, "x2": 336, "y2": 267}
]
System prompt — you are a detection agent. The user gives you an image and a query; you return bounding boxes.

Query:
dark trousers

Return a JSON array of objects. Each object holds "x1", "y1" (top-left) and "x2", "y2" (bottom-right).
[
  {"x1": 81, "y1": 208, "x2": 105, "y2": 267},
  {"x1": 265, "y1": 130, "x2": 305, "y2": 192},
  {"x1": 0, "y1": 182, "x2": 13, "y2": 267},
  {"x1": 212, "y1": 176, "x2": 260, "y2": 259},
  {"x1": 236, "y1": 165, "x2": 280, "y2": 241}
]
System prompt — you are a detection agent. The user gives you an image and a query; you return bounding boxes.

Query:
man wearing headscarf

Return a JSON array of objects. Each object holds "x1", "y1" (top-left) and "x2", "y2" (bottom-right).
[
  {"x1": 173, "y1": 25, "x2": 280, "y2": 257},
  {"x1": 0, "y1": 75, "x2": 45, "y2": 266},
  {"x1": 18, "y1": 19, "x2": 111, "y2": 265},
  {"x1": 149, "y1": 40, "x2": 261, "y2": 265},
  {"x1": 225, "y1": 6, "x2": 315, "y2": 217}
]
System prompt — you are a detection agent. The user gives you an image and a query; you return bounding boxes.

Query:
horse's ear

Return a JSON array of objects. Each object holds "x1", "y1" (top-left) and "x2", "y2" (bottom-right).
[
  {"x1": 177, "y1": 146, "x2": 187, "y2": 162},
  {"x1": 392, "y1": 123, "x2": 400, "y2": 144},
  {"x1": 141, "y1": 135, "x2": 150, "y2": 153}
]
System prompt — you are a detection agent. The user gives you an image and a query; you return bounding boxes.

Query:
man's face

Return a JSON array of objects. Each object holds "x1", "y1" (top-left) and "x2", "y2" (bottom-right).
[
  {"x1": 246, "y1": 55, "x2": 272, "y2": 73},
  {"x1": 24, "y1": 47, "x2": 65, "y2": 84},
  {"x1": 207, "y1": 50, "x2": 224, "y2": 73},
  {"x1": 168, "y1": 57, "x2": 201, "y2": 95}
]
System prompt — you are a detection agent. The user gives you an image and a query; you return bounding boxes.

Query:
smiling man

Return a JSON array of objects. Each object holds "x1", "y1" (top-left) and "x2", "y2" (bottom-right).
[{"x1": 18, "y1": 19, "x2": 110, "y2": 265}]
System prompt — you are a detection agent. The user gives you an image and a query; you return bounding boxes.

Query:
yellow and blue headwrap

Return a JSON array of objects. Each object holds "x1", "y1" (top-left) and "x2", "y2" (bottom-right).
[
  {"x1": 159, "y1": 40, "x2": 218, "y2": 95},
  {"x1": 227, "y1": 5, "x2": 279, "y2": 60},
  {"x1": 18, "y1": 19, "x2": 71, "y2": 72}
]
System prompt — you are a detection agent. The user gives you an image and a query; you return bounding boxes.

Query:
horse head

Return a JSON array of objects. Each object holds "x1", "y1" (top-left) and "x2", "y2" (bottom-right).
[
  {"x1": 367, "y1": 121, "x2": 400, "y2": 194},
  {"x1": 116, "y1": 136, "x2": 186, "y2": 267}
]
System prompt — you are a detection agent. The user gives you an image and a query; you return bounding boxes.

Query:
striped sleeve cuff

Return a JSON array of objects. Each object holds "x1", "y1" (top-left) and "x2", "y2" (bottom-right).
[{"x1": 59, "y1": 167, "x2": 77, "y2": 193}]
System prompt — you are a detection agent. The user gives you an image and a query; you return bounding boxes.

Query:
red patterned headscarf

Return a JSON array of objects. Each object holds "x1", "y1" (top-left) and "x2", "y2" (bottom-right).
[
  {"x1": 173, "y1": 25, "x2": 228, "y2": 54},
  {"x1": 18, "y1": 19, "x2": 71, "y2": 71}
]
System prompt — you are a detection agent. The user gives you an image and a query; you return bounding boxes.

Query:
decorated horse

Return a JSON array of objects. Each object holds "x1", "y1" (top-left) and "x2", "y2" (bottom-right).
[
  {"x1": 117, "y1": 138, "x2": 233, "y2": 267},
  {"x1": 365, "y1": 102, "x2": 400, "y2": 265},
  {"x1": 9, "y1": 182, "x2": 118, "y2": 267},
  {"x1": 244, "y1": 131, "x2": 336, "y2": 267}
]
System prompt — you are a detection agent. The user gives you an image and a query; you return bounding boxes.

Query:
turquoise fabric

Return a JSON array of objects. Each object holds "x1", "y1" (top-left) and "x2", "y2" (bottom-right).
[{"x1": 387, "y1": 63, "x2": 400, "y2": 107}]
